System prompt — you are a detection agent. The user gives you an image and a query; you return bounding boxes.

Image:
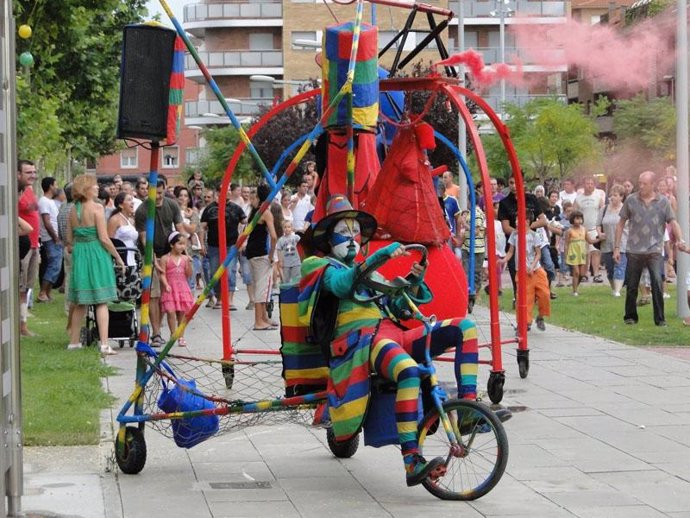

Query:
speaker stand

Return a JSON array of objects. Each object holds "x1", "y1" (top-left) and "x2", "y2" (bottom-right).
[{"x1": 138, "y1": 140, "x2": 160, "y2": 346}]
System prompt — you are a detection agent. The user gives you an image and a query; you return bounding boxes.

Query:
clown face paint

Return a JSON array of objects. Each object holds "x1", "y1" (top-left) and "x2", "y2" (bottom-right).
[{"x1": 330, "y1": 218, "x2": 361, "y2": 263}]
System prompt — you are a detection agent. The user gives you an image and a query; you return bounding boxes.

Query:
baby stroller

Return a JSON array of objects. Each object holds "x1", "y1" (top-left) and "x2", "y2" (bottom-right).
[{"x1": 80, "y1": 239, "x2": 142, "y2": 348}]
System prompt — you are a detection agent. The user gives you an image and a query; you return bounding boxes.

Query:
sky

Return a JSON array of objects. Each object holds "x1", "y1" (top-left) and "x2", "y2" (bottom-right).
[{"x1": 146, "y1": 0, "x2": 186, "y2": 22}]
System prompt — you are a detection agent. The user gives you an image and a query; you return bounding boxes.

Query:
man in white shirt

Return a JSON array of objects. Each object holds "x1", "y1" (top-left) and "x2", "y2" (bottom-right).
[
  {"x1": 290, "y1": 178, "x2": 314, "y2": 232},
  {"x1": 557, "y1": 178, "x2": 578, "y2": 208},
  {"x1": 37, "y1": 176, "x2": 63, "y2": 302}
]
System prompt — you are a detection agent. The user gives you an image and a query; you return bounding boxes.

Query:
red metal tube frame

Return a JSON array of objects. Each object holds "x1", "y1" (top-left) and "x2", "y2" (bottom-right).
[
  {"x1": 218, "y1": 77, "x2": 528, "y2": 373},
  {"x1": 217, "y1": 89, "x2": 321, "y2": 361}
]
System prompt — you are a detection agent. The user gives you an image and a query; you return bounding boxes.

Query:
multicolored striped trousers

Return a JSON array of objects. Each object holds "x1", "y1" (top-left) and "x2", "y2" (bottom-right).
[{"x1": 370, "y1": 317, "x2": 479, "y2": 457}]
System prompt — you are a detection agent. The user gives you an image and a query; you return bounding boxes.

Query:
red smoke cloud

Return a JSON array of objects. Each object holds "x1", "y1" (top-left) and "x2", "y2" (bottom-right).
[
  {"x1": 511, "y1": 17, "x2": 675, "y2": 94},
  {"x1": 435, "y1": 49, "x2": 524, "y2": 88}
]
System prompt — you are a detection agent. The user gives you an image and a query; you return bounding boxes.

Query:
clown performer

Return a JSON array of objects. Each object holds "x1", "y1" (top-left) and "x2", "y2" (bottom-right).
[{"x1": 299, "y1": 194, "x2": 481, "y2": 487}]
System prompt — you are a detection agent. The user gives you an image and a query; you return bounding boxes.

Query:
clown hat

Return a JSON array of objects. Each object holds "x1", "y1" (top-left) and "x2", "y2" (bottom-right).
[{"x1": 311, "y1": 194, "x2": 377, "y2": 254}]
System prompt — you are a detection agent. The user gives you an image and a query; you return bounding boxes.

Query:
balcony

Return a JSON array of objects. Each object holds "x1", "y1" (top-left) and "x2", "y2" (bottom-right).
[
  {"x1": 184, "y1": 2, "x2": 283, "y2": 36},
  {"x1": 449, "y1": 0, "x2": 566, "y2": 20},
  {"x1": 185, "y1": 50, "x2": 283, "y2": 81},
  {"x1": 449, "y1": 46, "x2": 567, "y2": 71}
]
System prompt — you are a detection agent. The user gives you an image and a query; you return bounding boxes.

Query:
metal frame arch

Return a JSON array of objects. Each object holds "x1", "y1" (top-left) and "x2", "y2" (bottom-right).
[
  {"x1": 439, "y1": 83, "x2": 505, "y2": 375},
  {"x1": 432, "y1": 130, "x2": 477, "y2": 294},
  {"x1": 446, "y1": 84, "x2": 529, "y2": 354},
  {"x1": 217, "y1": 88, "x2": 321, "y2": 360}
]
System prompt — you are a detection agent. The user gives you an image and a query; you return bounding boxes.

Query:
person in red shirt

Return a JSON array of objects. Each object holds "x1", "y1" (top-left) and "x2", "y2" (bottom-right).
[{"x1": 17, "y1": 159, "x2": 40, "y2": 336}]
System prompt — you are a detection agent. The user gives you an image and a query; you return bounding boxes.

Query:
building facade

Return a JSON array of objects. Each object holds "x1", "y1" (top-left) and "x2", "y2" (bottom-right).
[
  {"x1": 448, "y1": 0, "x2": 568, "y2": 115},
  {"x1": 182, "y1": 0, "x2": 569, "y2": 123},
  {"x1": 97, "y1": 0, "x2": 572, "y2": 177},
  {"x1": 94, "y1": 78, "x2": 203, "y2": 184}
]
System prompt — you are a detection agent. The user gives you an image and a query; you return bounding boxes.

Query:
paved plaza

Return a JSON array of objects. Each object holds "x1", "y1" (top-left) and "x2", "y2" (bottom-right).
[{"x1": 21, "y1": 289, "x2": 690, "y2": 518}]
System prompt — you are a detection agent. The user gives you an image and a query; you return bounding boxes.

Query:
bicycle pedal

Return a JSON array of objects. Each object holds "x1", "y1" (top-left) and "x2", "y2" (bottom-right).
[{"x1": 429, "y1": 464, "x2": 447, "y2": 480}]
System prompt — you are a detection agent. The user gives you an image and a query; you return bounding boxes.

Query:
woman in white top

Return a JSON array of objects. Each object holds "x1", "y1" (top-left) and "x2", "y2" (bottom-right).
[
  {"x1": 279, "y1": 187, "x2": 293, "y2": 224},
  {"x1": 597, "y1": 184, "x2": 628, "y2": 297},
  {"x1": 107, "y1": 192, "x2": 138, "y2": 267},
  {"x1": 174, "y1": 186, "x2": 202, "y2": 290}
]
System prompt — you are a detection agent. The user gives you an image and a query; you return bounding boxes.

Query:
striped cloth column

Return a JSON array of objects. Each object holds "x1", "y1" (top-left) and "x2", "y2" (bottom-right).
[
  {"x1": 165, "y1": 36, "x2": 185, "y2": 145},
  {"x1": 322, "y1": 22, "x2": 379, "y2": 129}
]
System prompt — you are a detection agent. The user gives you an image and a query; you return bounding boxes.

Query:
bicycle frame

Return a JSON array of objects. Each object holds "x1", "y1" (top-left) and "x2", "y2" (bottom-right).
[{"x1": 402, "y1": 292, "x2": 463, "y2": 455}]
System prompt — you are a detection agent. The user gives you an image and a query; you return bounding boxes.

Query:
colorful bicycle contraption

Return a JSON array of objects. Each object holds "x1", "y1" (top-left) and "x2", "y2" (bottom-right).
[{"x1": 115, "y1": 0, "x2": 531, "y2": 499}]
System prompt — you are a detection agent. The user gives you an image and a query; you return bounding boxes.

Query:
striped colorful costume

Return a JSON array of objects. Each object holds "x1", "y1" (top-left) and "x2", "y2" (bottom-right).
[{"x1": 299, "y1": 254, "x2": 478, "y2": 472}]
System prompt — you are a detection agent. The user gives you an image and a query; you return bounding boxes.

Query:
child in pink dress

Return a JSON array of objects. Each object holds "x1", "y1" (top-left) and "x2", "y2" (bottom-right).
[{"x1": 159, "y1": 232, "x2": 194, "y2": 347}]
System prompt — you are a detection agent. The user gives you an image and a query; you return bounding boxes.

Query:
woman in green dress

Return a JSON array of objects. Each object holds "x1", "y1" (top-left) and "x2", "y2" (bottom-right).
[{"x1": 66, "y1": 174, "x2": 124, "y2": 356}]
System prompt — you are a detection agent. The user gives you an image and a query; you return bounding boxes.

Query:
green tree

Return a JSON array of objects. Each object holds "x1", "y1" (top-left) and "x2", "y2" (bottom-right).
[
  {"x1": 250, "y1": 91, "x2": 319, "y2": 186},
  {"x1": 477, "y1": 98, "x2": 602, "y2": 185},
  {"x1": 196, "y1": 125, "x2": 256, "y2": 188},
  {"x1": 613, "y1": 94, "x2": 676, "y2": 162},
  {"x1": 14, "y1": 0, "x2": 148, "y2": 176},
  {"x1": 198, "y1": 82, "x2": 320, "y2": 189}
]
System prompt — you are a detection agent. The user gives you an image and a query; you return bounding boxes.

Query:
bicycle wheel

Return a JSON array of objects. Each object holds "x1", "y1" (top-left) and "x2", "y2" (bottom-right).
[{"x1": 418, "y1": 399, "x2": 508, "y2": 500}]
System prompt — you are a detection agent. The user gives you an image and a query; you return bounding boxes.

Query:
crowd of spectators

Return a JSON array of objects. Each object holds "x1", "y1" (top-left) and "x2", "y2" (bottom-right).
[
  {"x1": 17, "y1": 157, "x2": 688, "y2": 348},
  {"x1": 441, "y1": 168, "x2": 688, "y2": 330},
  {"x1": 16, "y1": 160, "x2": 321, "y2": 349}
]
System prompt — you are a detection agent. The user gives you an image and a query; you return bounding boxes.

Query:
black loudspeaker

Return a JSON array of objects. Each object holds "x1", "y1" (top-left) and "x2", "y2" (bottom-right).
[{"x1": 117, "y1": 24, "x2": 177, "y2": 141}]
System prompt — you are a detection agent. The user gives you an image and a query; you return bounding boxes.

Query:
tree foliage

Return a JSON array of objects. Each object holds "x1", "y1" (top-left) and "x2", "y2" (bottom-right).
[
  {"x1": 478, "y1": 98, "x2": 602, "y2": 185},
  {"x1": 612, "y1": 94, "x2": 676, "y2": 162},
  {"x1": 195, "y1": 125, "x2": 256, "y2": 188},
  {"x1": 14, "y1": 0, "x2": 148, "y2": 175},
  {"x1": 250, "y1": 91, "x2": 319, "y2": 187}
]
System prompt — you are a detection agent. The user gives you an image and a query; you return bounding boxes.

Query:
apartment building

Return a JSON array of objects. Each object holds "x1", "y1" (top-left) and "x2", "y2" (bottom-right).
[
  {"x1": 566, "y1": 0, "x2": 670, "y2": 136},
  {"x1": 183, "y1": 0, "x2": 457, "y2": 127},
  {"x1": 182, "y1": 0, "x2": 569, "y2": 125},
  {"x1": 96, "y1": 0, "x2": 570, "y2": 177},
  {"x1": 446, "y1": 0, "x2": 568, "y2": 117}
]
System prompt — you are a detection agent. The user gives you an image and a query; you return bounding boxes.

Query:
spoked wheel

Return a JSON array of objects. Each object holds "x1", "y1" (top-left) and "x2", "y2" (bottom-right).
[
  {"x1": 89, "y1": 327, "x2": 99, "y2": 347},
  {"x1": 418, "y1": 399, "x2": 508, "y2": 500},
  {"x1": 115, "y1": 426, "x2": 147, "y2": 474},
  {"x1": 326, "y1": 427, "x2": 359, "y2": 458}
]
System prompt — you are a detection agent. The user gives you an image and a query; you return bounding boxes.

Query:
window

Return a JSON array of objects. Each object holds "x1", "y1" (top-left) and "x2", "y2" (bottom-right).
[
  {"x1": 250, "y1": 81, "x2": 274, "y2": 99},
  {"x1": 161, "y1": 146, "x2": 179, "y2": 169},
  {"x1": 414, "y1": 31, "x2": 437, "y2": 49},
  {"x1": 291, "y1": 31, "x2": 318, "y2": 49},
  {"x1": 249, "y1": 33, "x2": 274, "y2": 50},
  {"x1": 379, "y1": 31, "x2": 399, "y2": 50},
  {"x1": 120, "y1": 148, "x2": 137, "y2": 169},
  {"x1": 186, "y1": 148, "x2": 200, "y2": 166}
]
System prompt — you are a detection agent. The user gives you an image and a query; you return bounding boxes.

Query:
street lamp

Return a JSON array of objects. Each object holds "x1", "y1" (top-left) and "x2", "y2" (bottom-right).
[
  {"x1": 293, "y1": 39, "x2": 321, "y2": 48},
  {"x1": 250, "y1": 75, "x2": 313, "y2": 87},
  {"x1": 249, "y1": 75, "x2": 317, "y2": 98},
  {"x1": 490, "y1": 0, "x2": 514, "y2": 120}
]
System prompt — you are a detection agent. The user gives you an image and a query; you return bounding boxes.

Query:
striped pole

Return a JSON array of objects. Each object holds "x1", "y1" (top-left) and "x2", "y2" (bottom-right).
[
  {"x1": 158, "y1": 0, "x2": 275, "y2": 189},
  {"x1": 136, "y1": 144, "x2": 160, "y2": 344},
  {"x1": 345, "y1": 0, "x2": 365, "y2": 202}
]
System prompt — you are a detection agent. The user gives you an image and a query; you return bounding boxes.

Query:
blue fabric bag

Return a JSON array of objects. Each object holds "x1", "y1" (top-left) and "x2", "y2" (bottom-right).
[{"x1": 157, "y1": 378, "x2": 219, "y2": 449}]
